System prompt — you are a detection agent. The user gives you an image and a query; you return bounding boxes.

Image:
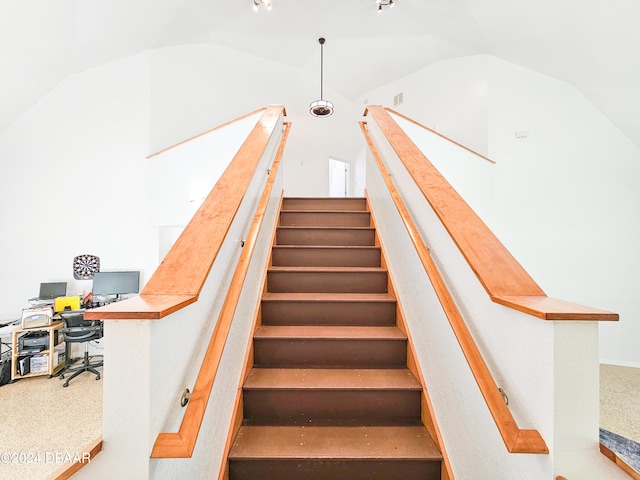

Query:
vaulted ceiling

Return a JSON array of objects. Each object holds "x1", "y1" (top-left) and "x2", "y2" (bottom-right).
[{"x1": 2, "y1": 0, "x2": 639, "y2": 146}]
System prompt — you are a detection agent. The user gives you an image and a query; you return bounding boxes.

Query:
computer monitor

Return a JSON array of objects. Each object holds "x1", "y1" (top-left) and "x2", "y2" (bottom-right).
[
  {"x1": 39, "y1": 282, "x2": 67, "y2": 300},
  {"x1": 92, "y1": 271, "x2": 140, "y2": 301}
]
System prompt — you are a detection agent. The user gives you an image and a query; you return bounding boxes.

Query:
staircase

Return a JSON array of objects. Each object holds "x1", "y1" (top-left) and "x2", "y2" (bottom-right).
[{"x1": 228, "y1": 197, "x2": 443, "y2": 480}]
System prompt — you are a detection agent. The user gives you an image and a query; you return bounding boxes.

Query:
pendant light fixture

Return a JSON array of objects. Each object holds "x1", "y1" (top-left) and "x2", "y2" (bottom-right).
[{"x1": 309, "y1": 38, "x2": 334, "y2": 117}]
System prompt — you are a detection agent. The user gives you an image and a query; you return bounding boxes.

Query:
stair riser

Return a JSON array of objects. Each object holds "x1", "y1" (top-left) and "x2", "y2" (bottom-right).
[
  {"x1": 253, "y1": 339, "x2": 407, "y2": 368},
  {"x1": 271, "y1": 247, "x2": 380, "y2": 267},
  {"x1": 282, "y1": 198, "x2": 367, "y2": 211},
  {"x1": 261, "y1": 301, "x2": 396, "y2": 326},
  {"x1": 244, "y1": 390, "x2": 421, "y2": 424},
  {"x1": 280, "y1": 211, "x2": 371, "y2": 227},
  {"x1": 229, "y1": 460, "x2": 441, "y2": 480},
  {"x1": 267, "y1": 271, "x2": 387, "y2": 294},
  {"x1": 276, "y1": 228, "x2": 375, "y2": 246}
]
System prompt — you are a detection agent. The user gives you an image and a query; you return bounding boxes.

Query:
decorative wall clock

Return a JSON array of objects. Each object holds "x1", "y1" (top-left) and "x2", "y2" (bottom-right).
[{"x1": 73, "y1": 254, "x2": 100, "y2": 280}]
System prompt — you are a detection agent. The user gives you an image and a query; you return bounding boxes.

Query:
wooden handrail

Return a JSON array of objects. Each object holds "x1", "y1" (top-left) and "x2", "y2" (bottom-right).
[
  {"x1": 361, "y1": 120, "x2": 548, "y2": 454},
  {"x1": 146, "y1": 108, "x2": 267, "y2": 159},
  {"x1": 363, "y1": 105, "x2": 618, "y2": 322},
  {"x1": 85, "y1": 105, "x2": 286, "y2": 322},
  {"x1": 385, "y1": 108, "x2": 496, "y2": 164},
  {"x1": 150, "y1": 121, "x2": 291, "y2": 458}
]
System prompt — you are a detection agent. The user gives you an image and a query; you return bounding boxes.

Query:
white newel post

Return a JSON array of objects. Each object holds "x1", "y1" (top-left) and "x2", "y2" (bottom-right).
[
  {"x1": 552, "y1": 321, "x2": 626, "y2": 479},
  {"x1": 73, "y1": 319, "x2": 153, "y2": 480}
]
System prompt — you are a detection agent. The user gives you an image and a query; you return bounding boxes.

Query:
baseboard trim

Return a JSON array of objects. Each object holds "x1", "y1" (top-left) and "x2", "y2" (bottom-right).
[{"x1": 600, "y1": 360, "x2": 640, "y2": 369}]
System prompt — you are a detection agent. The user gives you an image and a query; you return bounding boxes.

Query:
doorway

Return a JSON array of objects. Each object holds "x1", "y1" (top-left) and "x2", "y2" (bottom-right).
[{"x1": 329, "y1": 158, "x2": 349, "y2": 197}]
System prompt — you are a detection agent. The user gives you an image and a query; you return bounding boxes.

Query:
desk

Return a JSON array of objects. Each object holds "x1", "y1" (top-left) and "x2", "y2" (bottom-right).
[{"x1": 0, "y1": 321, "x2": 20, "y2": 355}]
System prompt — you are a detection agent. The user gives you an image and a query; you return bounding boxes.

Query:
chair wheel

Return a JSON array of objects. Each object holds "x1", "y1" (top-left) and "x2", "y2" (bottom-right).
[
  {"x1": 63, "y1": 382, "x2": 69, "y2": 387},
  {"x1": 95, "y1": 374, "x2": 100, "y2": 380}
]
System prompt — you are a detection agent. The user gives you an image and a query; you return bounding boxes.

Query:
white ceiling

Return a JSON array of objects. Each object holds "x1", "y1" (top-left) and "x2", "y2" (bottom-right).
[{"x1": 2, "y1": 0, "x2": 640, "y2": 146}]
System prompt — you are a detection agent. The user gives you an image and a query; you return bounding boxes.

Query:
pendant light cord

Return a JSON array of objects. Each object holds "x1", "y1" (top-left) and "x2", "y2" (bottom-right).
[
  {"x1": 309, "y1": 37, "x2": 333, "y2": 117},
  {"x1": 320, "y1": 41, "x2": 324, "y2": 100}
]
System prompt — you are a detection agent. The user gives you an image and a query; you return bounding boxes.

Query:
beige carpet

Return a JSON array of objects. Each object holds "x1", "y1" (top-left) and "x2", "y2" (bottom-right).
[
  {"x1": 0, "y1": 364, "x2": 102, "y2": 480},
  {"x1": 601, "y1": 364, "x2": 640, "y2": 444}
]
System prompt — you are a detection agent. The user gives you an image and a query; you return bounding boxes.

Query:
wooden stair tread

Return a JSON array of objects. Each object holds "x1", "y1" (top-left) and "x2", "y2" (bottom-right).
[
  {"x1": 272, "y1": 245, "x2": 380, "y2": 250},
  {"x1": 277, "y1": 226, "x2": 375, "y2": 231},
  {"x1": 284, "y1": 197, "x2": 366, "y2": 202},
  {"x1": 230, "y1": 426, "x2": 442, "y2": 460},
  {"x1": 281, "y1": 209, "x2": 369, "y2": 214},
  {"x1": 271, "y1": 245, "x2": 381, "y2": 267},
  {"x1": 255, "y1": 325, "x2": 406, "y2": 339},
  {"x1": 244, "y1": 368, "x2": 421, "y2": 390},
  {"x1": 268, "y1": 266, "x2": 386, "y2": 273},
  {"x1": 284, "y1": 197, "x2": 366, "y2": 199},
  {"x1": 282, "y1": 198, "x2": 367, "y2": 212},
  {"x1": 275, "y1": 226, "x2": 377, "y2": 247},
  {"x1": 261, "y1": 292, "x2": 395, "y2": 302},
  {"x1": 280, "y1": 211, "x2": 371, "y2": 227}
]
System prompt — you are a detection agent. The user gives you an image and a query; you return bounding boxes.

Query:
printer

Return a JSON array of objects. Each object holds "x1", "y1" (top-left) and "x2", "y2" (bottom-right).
[
  {"x1": 18, "y1": 330, "x2": 58, "y2": 353},
  {"x1": 21, "y1": 306, "x2": 53, "y2": 329}
]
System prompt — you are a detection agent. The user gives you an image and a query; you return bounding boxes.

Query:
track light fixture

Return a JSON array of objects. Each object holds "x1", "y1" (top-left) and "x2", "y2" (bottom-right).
[
  {"x1": 309, "y1": 38, "x2": 334, "y2": 117},
  {"x1": 376, "y1": 0, "x2": 394, "y2": 12},
  {"x1": 253, "y1": 0, "x2": 272, "y2": 11}
]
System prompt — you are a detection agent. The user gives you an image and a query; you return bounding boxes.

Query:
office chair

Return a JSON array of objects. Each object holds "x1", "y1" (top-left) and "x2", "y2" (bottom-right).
[{"x1": 58, "y1": 310, "x2": 103, "y2": 387}]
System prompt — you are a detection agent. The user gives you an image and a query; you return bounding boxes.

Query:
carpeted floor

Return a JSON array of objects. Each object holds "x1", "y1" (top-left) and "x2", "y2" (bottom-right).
[
  {"x1": 0, "y1": 358, "x2": 102, "y2": 480},
  {"x1": 600, "y1": 364, "x2": 640, "y2": 444},
  {"x1": 600, "y1": 364, "x2": 640, "y2": 475}
]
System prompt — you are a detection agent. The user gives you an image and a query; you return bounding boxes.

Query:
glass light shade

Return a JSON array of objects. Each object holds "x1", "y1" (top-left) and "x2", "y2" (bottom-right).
[{"x1": 309, "y1": 99, "x2": 334, "y2": 117}]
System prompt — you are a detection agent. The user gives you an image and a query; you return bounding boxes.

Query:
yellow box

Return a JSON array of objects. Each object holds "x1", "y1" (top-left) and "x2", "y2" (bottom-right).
[{"x1": 54, "y1": 296, "x2": 81, "y2": 312}]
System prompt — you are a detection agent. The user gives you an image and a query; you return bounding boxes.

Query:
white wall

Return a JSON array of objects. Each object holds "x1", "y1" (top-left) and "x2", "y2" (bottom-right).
[
  {"x1": 149, "y1": 44, "x2": 362, "y2": 198},
  {"x1": 486, "y1": 57, "x2": 640, "y2": 367},
  {"x1": 390, "y1": 112, "x2": 495, "y2": 227},
  {"x1": 0, "y1": 53, "x2": 156, "y2": 320},
  {"x1": 147, "y1": 111, "x2": 261, "y2": 260},
  {"x1": 358, "y1": 55, "x2": 489, "y2": 157},
  {"x1": 361, "y1": 55, "x2": 640, "y2": 367},
  {"x1": 0, "y1": 43, "x2": 364, "y2": 322},
  {"x1": 147, "y1": 111, "x2": 262, "y2": 228}
]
